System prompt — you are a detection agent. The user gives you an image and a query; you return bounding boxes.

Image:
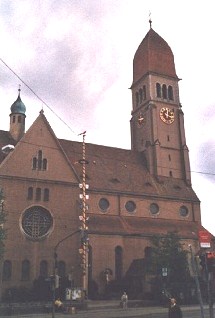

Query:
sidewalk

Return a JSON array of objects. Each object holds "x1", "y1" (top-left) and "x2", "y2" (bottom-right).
[{"x1": 0, "y1": 301, "x2": 212, "y2": 318}]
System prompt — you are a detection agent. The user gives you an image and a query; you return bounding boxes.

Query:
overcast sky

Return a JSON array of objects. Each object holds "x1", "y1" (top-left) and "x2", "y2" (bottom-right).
[{"x1": 1, "y1": 0, "x2": 215, "y2": 237}]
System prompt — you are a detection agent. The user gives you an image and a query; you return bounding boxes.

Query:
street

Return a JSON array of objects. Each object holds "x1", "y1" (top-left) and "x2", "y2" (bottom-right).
[{"x1": 0, "y1": 305, "x2": 214, "y2": 318}]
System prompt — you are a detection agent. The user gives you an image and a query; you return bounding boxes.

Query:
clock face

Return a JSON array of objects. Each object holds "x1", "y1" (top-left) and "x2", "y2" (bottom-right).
[{"x1": 160, "y1": 107, "x2": 174, "y2": 124}]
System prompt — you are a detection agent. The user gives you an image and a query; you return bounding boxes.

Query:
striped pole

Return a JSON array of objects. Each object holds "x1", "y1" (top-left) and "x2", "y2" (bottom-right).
[{"x1": 79, "y1": 132, "x2": 89, "y2": 299}]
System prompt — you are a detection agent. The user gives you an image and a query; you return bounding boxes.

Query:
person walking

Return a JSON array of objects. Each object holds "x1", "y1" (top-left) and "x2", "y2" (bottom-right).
[
  {"x1": 168, "y1": 298, "x2": 182, "y2": 318},
  {"x1": 121, "y1": 291, "x2": 128, "y2": 309},
  {"x1": 54, "y1": 298, "x2": 64, "y2": 312}
]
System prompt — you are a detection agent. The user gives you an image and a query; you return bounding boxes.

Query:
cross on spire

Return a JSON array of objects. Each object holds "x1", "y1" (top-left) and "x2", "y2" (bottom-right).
[{"x1": 149, "y1": 12, "x2": 152, "y2": 29}]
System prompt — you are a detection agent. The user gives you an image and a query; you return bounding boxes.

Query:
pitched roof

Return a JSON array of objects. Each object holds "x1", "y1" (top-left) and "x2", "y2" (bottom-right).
[
  {"x1": 88, "y1": 213, "x2": 205, "y2": 239},
  {"x1": 59, "y1": 138, "x2": 199, "y2": 201},
  {"x1": 132, "y1": 28, "x2": 178, "y2": 85},
  {"x1": 0, "y1": 130, "x2": 15, "y2": 163},
  {"x1": 0, "y1": 118, "x2": 199, "y2": 202}
]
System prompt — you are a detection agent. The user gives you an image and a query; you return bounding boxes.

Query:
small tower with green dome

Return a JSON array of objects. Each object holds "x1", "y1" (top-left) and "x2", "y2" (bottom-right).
[{"x1": 9, "y1": 87, "x2": 26, "y2": 141}]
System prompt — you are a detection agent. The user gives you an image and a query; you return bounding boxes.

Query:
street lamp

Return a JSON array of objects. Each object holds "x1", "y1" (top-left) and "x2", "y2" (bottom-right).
[{"x1": 51, "y1": 229, "x2": 80, "y2": 318}]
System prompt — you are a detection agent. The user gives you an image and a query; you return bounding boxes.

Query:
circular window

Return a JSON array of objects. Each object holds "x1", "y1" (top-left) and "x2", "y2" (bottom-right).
[
  {"x1": 125, "y1": 201, "x2": 136, "y2": 213},
  {"x1": 99, "y1": 198, "x2": 110, "y2": 212},
  {"x1": 150, "y1": 203, "x2": 159, "y2": 215},
  {"x1": 21, "y1": 206, "x2": 53, "y2": 240},
  {"x1": 179, "y1": 205, "x2": 189, "y2": 217}
]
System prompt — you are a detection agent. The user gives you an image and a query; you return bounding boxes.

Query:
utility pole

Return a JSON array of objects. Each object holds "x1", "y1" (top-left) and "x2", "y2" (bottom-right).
[
  {"x1": 78, "y1": 131, "x2": 89, "y2": 300},
  {"x1": 205, "y1": 252, "x2": 214, "y2": 318},
  {"x1": 189, "y1": 245, "x2": 205, "y2": 318}
]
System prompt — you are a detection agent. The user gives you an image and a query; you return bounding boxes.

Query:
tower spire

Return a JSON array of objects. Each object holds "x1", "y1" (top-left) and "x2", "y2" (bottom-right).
[
  {"x1": 18, "y1": 84, "x2": 21, "y2": 96},
  {"x1": 9, "y1": 86, "x2": 26, "y2": 141},
  {"x1": 149, "y1": 12, "x2": 152, "y2": 29}
]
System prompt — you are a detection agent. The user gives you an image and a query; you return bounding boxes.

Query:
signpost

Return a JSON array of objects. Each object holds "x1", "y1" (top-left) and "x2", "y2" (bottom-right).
[
  {"x1": 198, "y1": 230, "x2": 211, "y2": 248},
  {"x1": 198, "y1": 230, "x2": 214, "y2": 318}
]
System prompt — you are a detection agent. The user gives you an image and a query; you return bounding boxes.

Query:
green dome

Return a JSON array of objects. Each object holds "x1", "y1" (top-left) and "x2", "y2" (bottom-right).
[{"x1": 10, "y1": 93, "x2": 26, "y2": 115}]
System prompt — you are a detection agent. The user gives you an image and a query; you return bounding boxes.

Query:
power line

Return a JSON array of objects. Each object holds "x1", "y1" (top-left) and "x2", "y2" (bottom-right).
[
  {"x1": 12, "y1": 140, "x2": 215, "y2": 179},
  {"x1": 1, "y1": 59, "x2": 215, "y2": 179},
  {"x1": 0, "y1": 57, "x2": 78, "y2": 136}
]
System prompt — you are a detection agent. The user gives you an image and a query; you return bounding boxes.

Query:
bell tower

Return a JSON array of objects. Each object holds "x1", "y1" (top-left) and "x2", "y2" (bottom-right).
[
  {"x1": 130, "y1": 25, "x2": 191, "y2": 184},
  {"x1": 9, "y1": 88, "x2": 26, "y2": 142}
]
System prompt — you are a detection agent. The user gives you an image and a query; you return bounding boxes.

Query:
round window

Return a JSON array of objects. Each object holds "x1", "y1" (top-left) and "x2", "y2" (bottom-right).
[
  {"x1": 125, "y1": 201, "x2": 136, "y2": 213},
  {"x1": 99, "y1": 198, "x2": 110, "y2": 212},
  {"x1": 179, "y1": 205, "x2": 189, "y2": 217},
  {"x1": 21, "y1": 206, "x2": 53, "y2": 240},
  {"x1": 150, "y1": 203, "x2": 159, "y2": 215}
]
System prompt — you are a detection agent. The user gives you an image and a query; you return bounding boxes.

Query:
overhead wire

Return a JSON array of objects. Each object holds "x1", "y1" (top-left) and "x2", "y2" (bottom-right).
[
  {"x1": 0, "y1": 58, "x2": 215, "y2": 179},
  {"x1": 0, "y1": 57, "x2": 78, "y2": 137}
]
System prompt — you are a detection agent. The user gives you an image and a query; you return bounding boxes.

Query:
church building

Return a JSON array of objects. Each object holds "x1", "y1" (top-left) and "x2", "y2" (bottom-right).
[{"x1": 0, "y1": 25, "x2": 211, "y2": 301}]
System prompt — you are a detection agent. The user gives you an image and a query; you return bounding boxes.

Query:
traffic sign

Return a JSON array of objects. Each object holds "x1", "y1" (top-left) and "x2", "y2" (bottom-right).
[{"x1": 198, "y1": 230, "x2": 211, "y2": 248}]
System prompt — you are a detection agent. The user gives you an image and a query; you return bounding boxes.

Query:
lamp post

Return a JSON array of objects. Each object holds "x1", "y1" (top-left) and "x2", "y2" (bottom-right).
[
  {"x1": 78, "y1": 131, "x2": 89, "y2": 300},
  {"x1": 0, "y1": 196, "x2": 6, "y2": 301},
  {"x1": 189, "y1": 244, "x2": 205, "y2": 318},
  {"x1": 51, "y1": 229, "x2": 80, "y2": 318}
]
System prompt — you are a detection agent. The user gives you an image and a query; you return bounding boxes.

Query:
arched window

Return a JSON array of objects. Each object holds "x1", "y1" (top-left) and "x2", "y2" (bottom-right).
[
  {"x1": 18, "y1": 115, "x2": 22, "y2": 123},
  {"x1": 21, "y1": 259, "x2": 30, "y2": 281},
  {"x1": 162, "y1": 84, "x2": 167, "y2": 99},
  {"x1": 115, "y1": 246, "x2": 123, "y2": 280},
  {"x1": 58, "y1": 261, "x2": 66, "y2": 278},
  {"x1": 32, "y1": 150, "x2": 48, "y2": 170},
  {"x1": 43, "y1": 158, "x2": 47, "y2": 170},
  {"x1": 88, "y1": 245, "x2": 93, "y2": 282},
  {"x1": 12, "y1": 116, "x2": 16, "y2": 123},
  {"x1": 27, "y1": 187, "x2": 33, "y2": 200},
  {"x1": 135, "y1": 92, "x2": 139, "y2": 107},
  {"x1": 32, "y1": 157, "x2": 37, "y2": 170},
  {"x1": 40, "y1": 260, "x2": 48, "y2": 278},
  {"x1": 156, "y1": 83, "x2": 161, "y2": 97},
  {"x1": 36, "y1": 188, "x2": 41, "y2": 201},
  {"x1": 168, "y1": 85, "x2": 174, "y2": 100},
  {"x1": 2, "y1": 260, "x2": 12, "y2": 281},
  {"x1": 139, "y1": 88, "x2": 143, "y2": 104},
  {"x1": 169, "y1": 171, "x2": 173, "y2": 177},
  {"x1": 32, "y1": 150, "x2": 48, "y2": 171},
  {"x1": 38, "y1": 150, "x2": 42, "y2": 170},
  {"x1": 44, "y1": 188, "x2": 49, "y2": 201},
  {"x1": 143, "y1": 85, "x2": 146, "y2": 100}
]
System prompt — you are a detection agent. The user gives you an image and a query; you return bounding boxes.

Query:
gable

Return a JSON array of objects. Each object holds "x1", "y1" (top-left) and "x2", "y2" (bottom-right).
[{"x1": 0, "y1": 112, "x2": 79, "y2": 183}]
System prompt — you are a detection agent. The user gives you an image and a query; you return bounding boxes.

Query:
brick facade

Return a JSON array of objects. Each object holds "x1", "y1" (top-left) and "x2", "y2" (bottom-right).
[{"x1": 0, "y1": 27, "x2": 212, "y2": 300}]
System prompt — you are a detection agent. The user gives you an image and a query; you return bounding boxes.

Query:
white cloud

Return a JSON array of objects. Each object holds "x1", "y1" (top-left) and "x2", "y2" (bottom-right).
[{"x1": 1, "y1": 0, "x2": 215, "y2": 235}]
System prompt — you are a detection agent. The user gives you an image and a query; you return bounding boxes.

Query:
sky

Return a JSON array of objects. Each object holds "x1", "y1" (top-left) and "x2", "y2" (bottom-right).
[{"x1": 0, "y1": 0, "x2": 215, "y2": 236}]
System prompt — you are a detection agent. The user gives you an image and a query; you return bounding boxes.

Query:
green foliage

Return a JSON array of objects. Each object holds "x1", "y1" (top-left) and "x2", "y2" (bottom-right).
[
  {"x1": 149, "y1": 231, "x2": 192, "y2": 299},
  {"x1": 0, "y1": 188, "x2": 7, "y2": 259}
]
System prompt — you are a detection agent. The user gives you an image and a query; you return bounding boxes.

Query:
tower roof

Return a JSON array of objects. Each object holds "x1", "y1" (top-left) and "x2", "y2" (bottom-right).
[
  {"x1": 10, "y1": 89, "x2": 26, "y2": 115},
  {"x1": 132, "y1": 28, "x2": 178, "y2": 85}
]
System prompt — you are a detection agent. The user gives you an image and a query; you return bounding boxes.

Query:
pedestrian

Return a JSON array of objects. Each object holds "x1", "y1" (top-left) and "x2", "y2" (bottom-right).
[
  {"x1": 121, "y1": 291, "x2": 128, "y2": 309},
  {"x1": 168, "y1": 298, "x2": 182, "y2": 318},
  {"x1": 55, "y1": 298, "x2": 64, "y2": 312}
]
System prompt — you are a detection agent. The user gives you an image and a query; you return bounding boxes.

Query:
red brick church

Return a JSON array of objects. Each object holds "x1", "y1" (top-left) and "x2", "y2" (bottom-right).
[{"x1": 0, "y1": 25, "x2": 211, "y2": 300}]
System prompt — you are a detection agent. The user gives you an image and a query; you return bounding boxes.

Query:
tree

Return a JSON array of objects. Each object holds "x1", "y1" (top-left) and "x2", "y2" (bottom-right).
[
  {"x1": 0, "y1": 188, "x2": 7, "y2": 260},
  {"x1": 149, "y1": 231, "x2": 193, "y2": 302}
]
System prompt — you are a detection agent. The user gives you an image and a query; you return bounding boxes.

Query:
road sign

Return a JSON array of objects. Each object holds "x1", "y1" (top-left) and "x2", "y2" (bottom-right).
[{"x1": 198, "y1": 230, "x2": 211, "y2": 248}]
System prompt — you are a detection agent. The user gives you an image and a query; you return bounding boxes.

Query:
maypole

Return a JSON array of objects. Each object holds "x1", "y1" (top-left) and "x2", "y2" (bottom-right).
[{"x1": 78, "y1": 131, "x2": 89, "y2": 299}]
